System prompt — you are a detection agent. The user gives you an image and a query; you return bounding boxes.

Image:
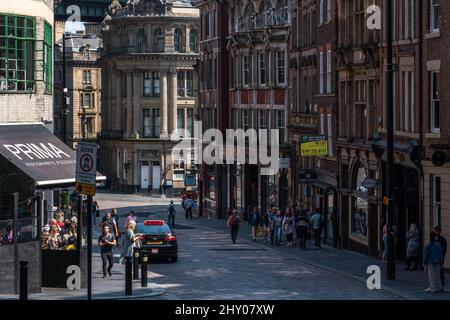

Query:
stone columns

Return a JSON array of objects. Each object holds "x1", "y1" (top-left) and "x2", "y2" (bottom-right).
[
  {"x1": 115, "y1": 71, "x2": 121, "y2": 132},
  {"x1": 170, "y1": 69, "x2": 178, "y2": 139},
  {"x1": 160, "y1": 71, "x2": 169, "y2": 139}
]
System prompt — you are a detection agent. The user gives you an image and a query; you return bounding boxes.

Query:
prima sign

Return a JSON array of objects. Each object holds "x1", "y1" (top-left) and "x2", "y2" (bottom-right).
[{"x1": 3, "y1": 143, "x2": 71, "y2": 161}]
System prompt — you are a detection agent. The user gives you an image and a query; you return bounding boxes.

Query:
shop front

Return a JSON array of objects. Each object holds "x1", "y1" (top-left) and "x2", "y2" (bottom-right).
[{"x1": 0, "y1": 123, "x2": 105, "y2": 293}]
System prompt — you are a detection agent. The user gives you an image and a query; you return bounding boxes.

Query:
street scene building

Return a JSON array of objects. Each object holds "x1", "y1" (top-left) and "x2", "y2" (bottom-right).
[
  {"x1": 54, "y1": 32, "x2": 103, "y2": 149},
  {"x1": 99, "y1": 0, "x2": 200, "y2": 194}
]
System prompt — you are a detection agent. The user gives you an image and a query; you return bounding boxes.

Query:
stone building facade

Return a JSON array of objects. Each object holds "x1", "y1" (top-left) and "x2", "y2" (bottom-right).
[
  {"x1": 100, "y1": 0, "x2": 200, "y2": 193},
  {"x1": 54, "y1": 33, "x2": 103, "y2": 149}
]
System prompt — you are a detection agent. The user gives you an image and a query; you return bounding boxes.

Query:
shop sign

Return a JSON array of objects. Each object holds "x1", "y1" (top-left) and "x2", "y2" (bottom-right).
[
  {"x1": 185, "y1": 174, "x2": 197, "y2": 187},
  {"x1": 300, "y1": 135, "x2": 328, "y2": 156},
  {"x1": 279, "y1": 158, "x2": 291, "y2": 169}
]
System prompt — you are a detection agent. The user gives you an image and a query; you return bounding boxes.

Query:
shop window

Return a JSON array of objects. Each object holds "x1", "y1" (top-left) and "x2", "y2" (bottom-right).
[{"x1": 351, "y1": 160, "x2": 368, "y2": 239}]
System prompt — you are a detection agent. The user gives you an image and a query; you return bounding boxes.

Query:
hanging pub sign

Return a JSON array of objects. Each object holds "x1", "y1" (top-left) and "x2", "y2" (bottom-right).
[{"x1": 300, "y1": 135, "x2": 328, "y2": 156}]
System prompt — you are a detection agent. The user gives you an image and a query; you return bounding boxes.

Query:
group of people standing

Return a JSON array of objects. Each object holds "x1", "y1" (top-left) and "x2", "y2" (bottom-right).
[{"x1": 227, "y1": 204, "x2": 325, "y2": 250}]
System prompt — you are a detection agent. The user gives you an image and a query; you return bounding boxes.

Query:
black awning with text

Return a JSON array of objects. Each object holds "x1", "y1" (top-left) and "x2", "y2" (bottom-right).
[{"x1": 0, "y1": 123, "x2": 105, "y2": 187}]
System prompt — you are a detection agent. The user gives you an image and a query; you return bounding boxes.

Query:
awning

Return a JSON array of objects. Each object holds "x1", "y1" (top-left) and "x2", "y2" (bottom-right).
[{"x1": 0, "y1": 123, "x2": 106, "y2": 187}]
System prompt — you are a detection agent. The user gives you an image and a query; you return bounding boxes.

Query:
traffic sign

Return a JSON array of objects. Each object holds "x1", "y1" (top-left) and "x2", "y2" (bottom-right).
[{"x1": 76, "y1": 142, "x2": 97, "y2": 195}]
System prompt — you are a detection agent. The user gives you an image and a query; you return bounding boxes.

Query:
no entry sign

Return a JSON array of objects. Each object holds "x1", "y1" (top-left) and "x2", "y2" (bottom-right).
[{"x1": 75, "y1": 142, "x2": 97, "y2": 195}]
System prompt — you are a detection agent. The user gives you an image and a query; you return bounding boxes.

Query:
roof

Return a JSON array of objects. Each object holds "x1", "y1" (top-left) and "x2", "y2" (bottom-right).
[{"x1": 56, "y1": 34, "x2": 103, "y2": 52}]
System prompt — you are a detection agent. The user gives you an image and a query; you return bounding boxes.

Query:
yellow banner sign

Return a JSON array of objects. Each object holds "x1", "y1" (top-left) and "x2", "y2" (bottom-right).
[
  {"x1": 75, "y1": 182, "x2": 96, "y2": 196},
  {"x1": 301, "y1": 136, "x2": 328, "y2": 156}
]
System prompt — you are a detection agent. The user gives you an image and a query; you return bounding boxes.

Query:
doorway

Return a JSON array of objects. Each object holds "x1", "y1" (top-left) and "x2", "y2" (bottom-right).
[
  {"x1": 140, "y1": 161, "x2": 149, "y2": 191},
  {"x1": 152, "y1": 162, "x2": 161, "y2": 191}
]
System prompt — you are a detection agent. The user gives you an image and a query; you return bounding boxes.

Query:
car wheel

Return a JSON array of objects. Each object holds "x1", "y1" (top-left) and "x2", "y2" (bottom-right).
[{"x1": 171, "y1": 256, "x2": 178, "y2": 263}]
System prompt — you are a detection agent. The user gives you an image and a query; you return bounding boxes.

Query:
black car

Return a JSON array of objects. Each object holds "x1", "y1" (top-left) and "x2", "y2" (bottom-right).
[{"x1": 136, "y1": 220, "x2": 178, "y2": 263}]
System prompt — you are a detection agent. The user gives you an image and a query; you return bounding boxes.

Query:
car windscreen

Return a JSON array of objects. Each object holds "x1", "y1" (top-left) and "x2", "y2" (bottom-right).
[{"x1": 136, "y1": 224, "x2": 171, "y2": 235}]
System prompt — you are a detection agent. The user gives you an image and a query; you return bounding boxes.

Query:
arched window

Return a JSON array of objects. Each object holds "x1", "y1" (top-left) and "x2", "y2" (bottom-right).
[
  {"x1": 351, "y1": 160, "x2": 368, "y2": 239},
  {"x1": 189, "y1": 29, "x2": 198, "y2": 53},
  {"x1": 261, "y1": 0, "x2": 273, "y2": 27},
  {"x1": 243, "y1": 4, "x2": 256, "y2": 30},
  {"x1": 153, "y1": 27, "x2": 164, "y2": 52},
  {"x1": 137, "y1": 28, "x2": 146, "y2": 53},
  {"x1": 174, "y1": 28, "x2": 183, "y2": 52}
]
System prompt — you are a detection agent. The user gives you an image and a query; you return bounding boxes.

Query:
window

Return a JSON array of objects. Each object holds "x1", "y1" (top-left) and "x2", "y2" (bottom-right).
[
  {"x1": 177, "y1": 71, "x2": 194, "y2": 97},
  {"x1": 0, "y1": 15, "x2": 36, "y2": 92},
  {"x1": 143, "y1": 108, "x2": 160, "y2": 138},
  {"x1": 186, "y1": 109, "x2": 194, "y2": 136},
  {"x1": 137, "y1": 28, "x2": 146, "y2": 53},
  {"x1": 186, "y1": 71, "x2": 193, "y2": 96},
  {"x1": 326, "y1": 50, "x2": 332, "y2": 93},
  {"x1": 143, "y1": 72, "x2": 152, "y2": 97},
  {"x1": 432, "y1": 175, "x2": 441, "y2": 227},
  {"x1": 277, "y1": 0, "x2": 289, "y2": 24},
  {"x1": 153, "y1": 28, "x2": 164, "y2": 52},
  {"x1": 258, "y1": 109, "x2": 267, "y2": 129},
  {"x1": 401, "y1": 0, "x2": 414, "y2": 40},
  {"x1": 275, "y1": 110, "x2": 285, "y2": 145},
  {"x1": 320, "y1": 0, "x2": 324, "y2": 24},
  {"x1": 319, "y1": 52, "x2": 324, "y2": 94},
  {"x1": 83, "y1": 70, "x2": 91, "y2": 84},
  {"x1": 242, "y1": 55, "x2": 250, "y2": 86},
  {"x1": 153, "y1": 71, "x2": 160, "y2": 97},
  {"x1": 276, "y1": 50, "x2": 285, "y2": 85},
  {"x1": 327, "y1": 0, "x2": 332, "y2": 22},
  {"x1": 327, "y1": 114, "x2": 333, "y2": 156},
  {"x1": 44, "y1": 22, "x2": 52, "y2": 93},
  {"x1": 177, "y1": 71, "x2": 185, "y2": 97},
  {"x1": 430, "y1": 0, "x2": 439, "y2": 32},
  {"x1": 355, "y1": 0, "x2": 365, "y2": 45},
  {"x1": 143, "y1": 71, "x2": 161, "y2": 97},
  {"x1": 174, "y1": 28, "x2": 183, "y2": 52},
  {"x1": 430, "y1": 71, "x2": 439, "y2": 132},
  {"x1": 177, "y1": 109, "x2": 184, "y2": 131},
  {"x1": 257, "y1": 52, "x2": 266, "y2": 85},
  {"x1": 320, "y1": 113, "x2": 325, "y2": 134},
  {"x1": 402, "y1": 71, "x2": 414, "y2": 132},
  {"x1": 242, "y1": 109, "x2": 249, "y2": 129},
  {"x1": 82, "y1": 93, "x2": 92, "y2": 108},
  {"x1": 205, "y1": 12, "x2": 210, "y2": 37},
  {"x1": 189, "y1": 29, "x2": 198, "y2": 53}
]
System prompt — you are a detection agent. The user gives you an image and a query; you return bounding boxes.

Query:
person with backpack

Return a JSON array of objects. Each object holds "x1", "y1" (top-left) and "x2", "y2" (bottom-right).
[
  {"x1": 227, "y1": 209, "x2": 240, "y2": 243},
  {"x1": 310, "y1": 208, "x2": 323, "y2": 250},
  {"x1": 296, "y1": 206, "x2": 309, "y2": 249},
  {"x1": 184, "y1": 197, "x2": 194, "y2": 219},
  {"x1": 167, "y1": 200, "x2": 176, "y2": 227}
]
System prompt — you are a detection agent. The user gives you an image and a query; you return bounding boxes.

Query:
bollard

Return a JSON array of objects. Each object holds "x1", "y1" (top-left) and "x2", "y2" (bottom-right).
[
  {"x1": 19, "y1": 261, "x2": 28, "y2": 300},
  {"x1": 133, "y1": 248, "x2": 140, "y2": 280},
  {"x1": 125, "y1": 256, "x2": 132, "y2": 295},
  {"x1": 141, "y1": 254, "x2": 148, "y2": 288}
]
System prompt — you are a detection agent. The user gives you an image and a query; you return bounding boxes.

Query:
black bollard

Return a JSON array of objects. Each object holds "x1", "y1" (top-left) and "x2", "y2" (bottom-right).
[
  {"x1": 19, "y1": 261, "x2": 28, "y2": 300},
  {"x1": 125, "y1": 256, "x2": 132, "y2": 295},
  {"x1": 133, "y1": 248, "x2": 139, "y2": 280},
  {"x1": 141, "y1": 254, "x2": 148, "y2": 287}
]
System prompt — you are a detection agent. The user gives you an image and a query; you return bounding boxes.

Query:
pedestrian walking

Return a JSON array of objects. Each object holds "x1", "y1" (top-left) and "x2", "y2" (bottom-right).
[
  {"x1": 100, "y1": 212, "x2": 119, "y2": 240},
  {"x1": 93, "y1": 200, "x2": 100, "y2": 225},
  {"x1": 405, "y1": 223, "x2": 420, "y2": 270},
  {"x1": 296, "y1": 207, "x2": 309, "y2": 249},
  {"x1": 248, "y1": 207, "x2": 260, "y2": 241},
  {"x1": 261, "y1": 210, "x2": 270, "y2": 243},
  {"x1": 227, "y1": 209, "x2": 240, "y2": 243},
  {"x1": 310, "y1": 208, "x2": 323, "y2": 250},
  {"x1": 98, "y1": 225, "x2": 116, "y2": 279},
  {"x1": 273, "y1": 208, "x2": 283, "y2": 246},
  {"x1": 119, "y1": 220, "x2": 143, "y2": 264},
  {"x1": 167, "y1": 200, "x2": 176, "y2": 227},
  {"x1": 283, "y1": 209, "x2": 295, "y2": 246},
  {"x1": 111, "y1": 208, "x2": 119, "y2": 225},
  {"x1": 268, "y1": 207, "x2": 276, "y2": 245},
  {"x1": 434, "y1": 226, "x2": 447, "y2": 287},
  {"x1": 184, "y1": 197, "x2": 194, "y2": 219},
  {"x1": 424, "y1": 231, "x2": 444, "y2": 293}
]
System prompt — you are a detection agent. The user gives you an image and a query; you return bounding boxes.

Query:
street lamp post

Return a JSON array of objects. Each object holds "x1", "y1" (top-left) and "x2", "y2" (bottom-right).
[{"x1": 386, "y1": 0, "x2": 396, "y2": 280}]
